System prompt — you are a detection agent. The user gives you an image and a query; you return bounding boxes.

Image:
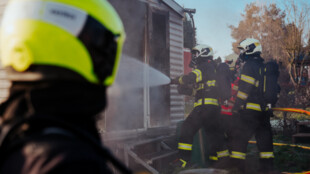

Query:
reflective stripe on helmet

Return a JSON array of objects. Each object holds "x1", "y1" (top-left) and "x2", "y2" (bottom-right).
[{"x1": 2, "y1": 1, "x2": 88, "y2": 37}]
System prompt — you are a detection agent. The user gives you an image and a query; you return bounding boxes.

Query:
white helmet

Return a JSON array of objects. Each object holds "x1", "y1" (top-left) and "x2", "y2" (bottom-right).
[
  {"x1": 225, "y1": 53, "x2": 239, "y2": 70},
  {"x1": 237, "y1": 38, "x2": 262, "y2": 55},
  {"x1": 192, "y1": 44, "x2": 214, "y2": 58}
]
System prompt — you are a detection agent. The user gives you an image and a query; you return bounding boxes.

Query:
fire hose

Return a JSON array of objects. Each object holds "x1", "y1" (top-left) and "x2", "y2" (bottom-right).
[
  {"x1": 267, "y1": 107, "x2": 310, "y2": 151},
  {"x1": 248, "y1": 141, "x2": 310, "y2": 150},
  {"x1": 248, "y1": 141, "x2": 310, "y2": 174},
  {"x1": 282, "y1": 172, "x2": 310, "y2": 174},
  {"x1": 250, "y1": 107, "x2": 310, "y2": 174},
  {"x1": 272, "y1": 108, "x2": 310, "y2": 116}
]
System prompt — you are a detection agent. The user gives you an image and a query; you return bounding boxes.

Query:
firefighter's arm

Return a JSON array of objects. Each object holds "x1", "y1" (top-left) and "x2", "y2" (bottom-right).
[
  {"x1": 177, "y1": 84, "x2": 195, "y2": 96},
  {"x1": 233, "y1": 64, "x2": 257, "y2": 111},
  {"x1": 171, "y1": 69, "x2": 202, "y2": 85}
]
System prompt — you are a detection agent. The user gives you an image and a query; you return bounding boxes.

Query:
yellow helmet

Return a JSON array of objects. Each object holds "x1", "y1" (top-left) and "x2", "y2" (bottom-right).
[{"x1": 0, "y1": 0, "x2": 125, "y2": 86}]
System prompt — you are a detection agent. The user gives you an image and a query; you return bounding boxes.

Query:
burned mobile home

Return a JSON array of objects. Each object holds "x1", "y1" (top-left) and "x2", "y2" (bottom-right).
[
  {"x1": 103, "y1": 0, "x2": 190, "y2": 173},
  {"x1": 0, "y1": 0, "x2": 193, "y2": 173},
  {"x1": 104, "y1": 0, "x2": 185, "y2": 133}
]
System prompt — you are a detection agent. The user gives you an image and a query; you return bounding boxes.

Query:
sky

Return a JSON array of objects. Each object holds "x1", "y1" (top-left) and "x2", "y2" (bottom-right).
[{"x1": 173, "y1": 0, "x2": 280, "y2": 59}]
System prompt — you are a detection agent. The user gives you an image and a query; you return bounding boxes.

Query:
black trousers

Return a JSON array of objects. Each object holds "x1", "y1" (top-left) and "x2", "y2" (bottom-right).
[
  {"x1": 230, "y1": 110, "x2": 274, "y2": 172},
  {"x1": 219, "y1": 113, "x2": 238, "y2": 151},
  {"x1": 178, "y1": 105, "x2": 227, "y2": 162}
]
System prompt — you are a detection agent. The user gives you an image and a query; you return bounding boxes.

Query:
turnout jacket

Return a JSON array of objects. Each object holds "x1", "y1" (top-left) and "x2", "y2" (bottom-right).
[
  {"x1": 233, "y1": 56, "x2": 265, "y2": 112},
  {"x1": 220, "y1": 77, "x2": 240, "y2": 116},
  {"x1": 177, "y1": 60, "x2": 219, "y2": 107},
  {"x1": 216, "y1": 62, "x2": 232, "y2": 101},
  {"x1": 0, "y1": 82, "x2": 128, "y2": 174}
]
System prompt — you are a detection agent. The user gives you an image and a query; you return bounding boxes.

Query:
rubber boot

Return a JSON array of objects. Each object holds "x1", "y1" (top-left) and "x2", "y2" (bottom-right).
[
  {"x1": 228, "y1": 158, "x2": 245, "y2": 174},
  {"x1": 258, "y1": 159, "x2": 276, "y2": 174}
]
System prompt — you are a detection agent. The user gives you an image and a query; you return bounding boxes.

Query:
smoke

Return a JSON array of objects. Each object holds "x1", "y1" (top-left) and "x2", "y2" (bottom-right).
[
  {"x1": 97, "y1": 0, "x2": 172, "y2": 134},
  {"x1": 97, "y1": 55, "x2": 171, "y2": 132}
]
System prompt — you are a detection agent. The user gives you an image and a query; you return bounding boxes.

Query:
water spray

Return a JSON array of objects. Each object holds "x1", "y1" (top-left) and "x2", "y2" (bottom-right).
[{"x1": 112, "y1": 55, "x2": 171, "y2": 90}]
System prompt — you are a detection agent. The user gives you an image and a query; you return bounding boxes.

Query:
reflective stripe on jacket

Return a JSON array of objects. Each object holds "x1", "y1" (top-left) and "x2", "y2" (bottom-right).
[
  {"x1": 177, "y1": 60, "x2": 218, "y2": 105},
  {"x1": 234, "y1": 57, "x2": 264, "y2": 112}
]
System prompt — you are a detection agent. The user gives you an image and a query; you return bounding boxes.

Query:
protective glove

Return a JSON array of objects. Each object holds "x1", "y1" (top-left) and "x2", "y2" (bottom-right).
[
  {"x1": 266, "y1": 103, "x2": 274, "y2": 117},
  {"x1": 177, "y1": 84, "x2": 193, "y2": 96},
  {"x1": 223, "y1": 100, "x2": 228, "y2": 107},
  {"x1": 232, "y1": 104, "x2": 243, "y2": 114},
  {"x1": 170, "y1": 78, "x2": 179, "y2": 84}
]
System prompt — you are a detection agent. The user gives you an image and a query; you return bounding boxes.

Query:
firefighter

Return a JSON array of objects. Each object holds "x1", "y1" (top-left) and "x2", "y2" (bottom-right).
[
  {"x1": 219, "y1": 56, "x2": 241, "y2": 152},
  {"x1": 171, "y1": 44, "x2": 229, "y2": 168},
  {"x1": 230, "y1": 38, "x2": 275, "y2": 173},
  {"x1": 225, "y1": 54, "x2": 241, "y2": 81},
  {"x1": 217, "y1": 58, "x2": 231, "y2": 105},
  {"x1": 0, "y1": 0, "x2": 130, "y2": 174}
]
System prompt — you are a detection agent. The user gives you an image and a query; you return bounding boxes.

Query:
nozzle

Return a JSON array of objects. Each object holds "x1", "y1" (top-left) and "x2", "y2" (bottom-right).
[{"x1": 170, "y1": 78, "x2": 179, "y2": 84}]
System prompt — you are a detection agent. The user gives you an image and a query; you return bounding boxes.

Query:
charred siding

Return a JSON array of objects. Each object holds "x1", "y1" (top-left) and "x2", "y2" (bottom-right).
[
  {"x1": 138, "y1": 0, "x2": 185, "y2": 127},
  {"x1": 140, "y1": 0, "x2": 185, "y2": 126}
]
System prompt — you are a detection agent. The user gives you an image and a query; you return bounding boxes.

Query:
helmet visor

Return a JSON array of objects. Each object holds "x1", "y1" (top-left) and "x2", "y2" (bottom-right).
[{"x1": 191, "y1": 50, "x2": 200, "y2": 60}]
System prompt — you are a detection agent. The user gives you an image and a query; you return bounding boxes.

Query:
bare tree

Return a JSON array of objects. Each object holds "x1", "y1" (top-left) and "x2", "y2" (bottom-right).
[
  {"x1": 229, "y1": 3, "x2": 286, "y2": 60},
  {"x1": 281, "y1": 0, "x2": 310, "y2": 88},
  {"x1": 229, "y1": 1, "x2": 310, "y2": 107},
  {"x1": 260, "y1": 4, "x2": 286, "y2": 61},
  {"x1": 229, "y1": 3, "x2": 262, "y2": 54}
]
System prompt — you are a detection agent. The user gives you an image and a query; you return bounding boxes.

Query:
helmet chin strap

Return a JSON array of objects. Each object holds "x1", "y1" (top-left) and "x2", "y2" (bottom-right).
[{"x1": 239, "y1": 52, "x2": 248, "y2": 61}]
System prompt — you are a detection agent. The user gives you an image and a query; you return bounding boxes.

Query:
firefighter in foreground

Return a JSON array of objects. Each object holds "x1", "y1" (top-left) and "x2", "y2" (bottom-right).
[
  {"x1": 171, "y1": 45, "x2": 229, "y2": 168},
  {"x1": 230, "y1": 38, "x2": 277, "y2": 173},
  {"x1": 0, "y1": 0, "x2": 129, "y2": 173}
]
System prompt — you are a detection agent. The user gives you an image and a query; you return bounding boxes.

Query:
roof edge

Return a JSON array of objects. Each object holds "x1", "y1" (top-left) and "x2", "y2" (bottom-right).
[{"x1": 161, "y1": 0, "x2": 184, "y2": 17}]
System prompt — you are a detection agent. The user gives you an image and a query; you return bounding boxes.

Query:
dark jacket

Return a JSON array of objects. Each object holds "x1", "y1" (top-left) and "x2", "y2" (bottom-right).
[
  {"x1": 1, "y1": 129, "x2": 112, "y2": 174},
  {"x1": 177, "y1": 60, "x2": 219, "y2": 107},
  {"x1": 216, "y1": 62, "x2": 232, "y2": 101},
  {"x1": 0, "y1": 82, "x2": 128, "y2": 174},
  {"x1": 233, "y1": 56, "x2": 265, "y2": 112}
]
